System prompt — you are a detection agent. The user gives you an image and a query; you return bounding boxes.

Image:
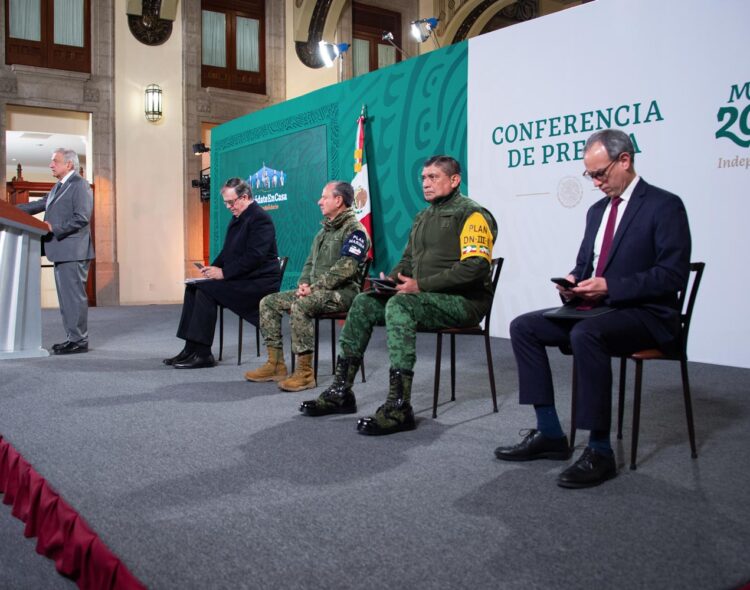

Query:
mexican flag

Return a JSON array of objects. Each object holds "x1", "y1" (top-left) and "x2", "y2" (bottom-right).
[{"x1": 352, "y1": 106, "x2": 373, "y2": 260}]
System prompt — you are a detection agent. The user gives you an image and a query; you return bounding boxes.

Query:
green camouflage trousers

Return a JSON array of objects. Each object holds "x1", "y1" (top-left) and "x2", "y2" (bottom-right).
[
  {"x1": 259, "y1": 289, "x2": 349, "y2": 353},
  {"x1": 338, "y1": 292, "x2": 480, "y2": 370}
]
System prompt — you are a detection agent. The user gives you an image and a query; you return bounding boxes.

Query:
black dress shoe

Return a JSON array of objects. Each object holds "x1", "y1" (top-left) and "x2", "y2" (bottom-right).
[
  {"x1": 173, "y1": 352, "x2": 216, "y2": 369},
  {"x1": 53, "y1": 341, "x2": 89, "y2": 355},
  {"x1": 163, "y1": 349, "x2": 191, "y2": 366},
  {"x1": 557, "y1": 447, "x2": 617, "y2": 489},
  {"x1": 52, "y1": 341, "x2": 70, "y2": 351},
  {"x1": 494, "y1": 429, "x2": 571, "y2": 461}
]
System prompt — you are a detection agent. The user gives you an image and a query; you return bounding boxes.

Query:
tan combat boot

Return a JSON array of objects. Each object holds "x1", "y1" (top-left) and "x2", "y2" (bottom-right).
[
  {"x1": 244, "y1": 347, "x2": 288, "y2": 382},
  {"x1": 278, "y1": 353, "x2": 316, "y2": 392}
]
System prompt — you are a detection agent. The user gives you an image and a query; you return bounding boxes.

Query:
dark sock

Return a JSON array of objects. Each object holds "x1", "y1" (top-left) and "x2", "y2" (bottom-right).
[
  {"x1": 588, "y1": 429, "x2": 613, "y2": 454},
  {"x1": 534, "y1": 404, "x2": 565, "y2": 439}
]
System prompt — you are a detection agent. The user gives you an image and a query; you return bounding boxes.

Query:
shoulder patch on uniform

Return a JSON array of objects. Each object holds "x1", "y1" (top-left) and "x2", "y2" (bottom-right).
[
  {"x1": 341, "y1": 229, "x2": 368, "y2": 262},
  {"x1": 460, "y1": 211, "x2": 493, "y2": 263}
]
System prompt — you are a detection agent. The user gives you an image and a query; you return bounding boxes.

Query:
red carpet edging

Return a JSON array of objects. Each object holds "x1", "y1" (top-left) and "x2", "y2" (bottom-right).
[{"x1": 0, "y1": 435, "x2": 146, "y2": 589}]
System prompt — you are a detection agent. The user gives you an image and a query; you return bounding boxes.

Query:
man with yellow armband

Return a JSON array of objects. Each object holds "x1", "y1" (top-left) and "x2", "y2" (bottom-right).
[{"x1": 299, "y1": 155, "x2": 498, "y2": 435}]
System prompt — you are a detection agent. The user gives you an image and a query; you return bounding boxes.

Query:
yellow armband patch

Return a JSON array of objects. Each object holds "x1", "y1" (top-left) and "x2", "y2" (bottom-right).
[{"x1": 460, "y1": 212, "x2": 493, "y2": 263}]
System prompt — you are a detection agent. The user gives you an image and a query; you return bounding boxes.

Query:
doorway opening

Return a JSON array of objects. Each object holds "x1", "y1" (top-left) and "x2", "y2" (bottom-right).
[{"x1": 5, "y1": 104, "x2": 95, "y2": 307}]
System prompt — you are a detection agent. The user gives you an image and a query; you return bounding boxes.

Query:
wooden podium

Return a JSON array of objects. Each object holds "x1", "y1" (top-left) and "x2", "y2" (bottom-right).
[{"x1": 0, "y1": 198, "x2": 50, "y2": 359}]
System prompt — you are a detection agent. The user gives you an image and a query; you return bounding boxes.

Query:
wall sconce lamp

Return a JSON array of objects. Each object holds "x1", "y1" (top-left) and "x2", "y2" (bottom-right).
[
  {"x1": 410, "y1": 17, "x2": 441, "y2": 49},
  {"x1": 192, "y1": 142, "x2": 210, "y2": 155},
  {"x1": 381, "y1": 31, "x2": 410, "y2": 59},
  {"x1": 144, "y1": 83, "x2": 163, "y2": 122}
]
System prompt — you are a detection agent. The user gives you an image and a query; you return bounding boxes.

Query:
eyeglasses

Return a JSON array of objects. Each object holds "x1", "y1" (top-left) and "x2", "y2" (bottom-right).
[
  {"x1": 583, "y1": 155, "x2": 621, "y2": 182},
  {"x1": 223, "y1": 196, "x2": 245, "y2": 208}
]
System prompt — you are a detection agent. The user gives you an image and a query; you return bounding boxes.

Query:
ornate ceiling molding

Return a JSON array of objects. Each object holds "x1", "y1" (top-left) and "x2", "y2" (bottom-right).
[
  {"x1": 499, "y1": 0, "x2": 537, "y2": 21},
  {"x1": 127, "y1": 0, "x2": 174, "y2": 46},
  {"x1": 452, "y1": 0, "x2": 502, "y2": 42},
  {"x1": 442, "y1": 0, "x2": 537, "y2": 44},
  {"x1": 126, "y1": 0, "x2": 178, "y2": 20}
]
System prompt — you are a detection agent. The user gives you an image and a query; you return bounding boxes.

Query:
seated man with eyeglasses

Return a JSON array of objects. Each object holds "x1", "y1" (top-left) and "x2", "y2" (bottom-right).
[
  {"x1": 299, "y1": 155, "x2": 498, "y2": 436},
  {"x1": 163, "y1": 177, "x2": 281, "y2": 369},
  {"x1": 494, "y1": 129, "x2": 692, "y2": 489}
]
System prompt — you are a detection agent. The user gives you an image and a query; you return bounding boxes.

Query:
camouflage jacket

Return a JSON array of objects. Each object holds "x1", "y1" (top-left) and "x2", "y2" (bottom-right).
[{"x1": 299, "y1": 208, "x2": 370, "y2": 305}]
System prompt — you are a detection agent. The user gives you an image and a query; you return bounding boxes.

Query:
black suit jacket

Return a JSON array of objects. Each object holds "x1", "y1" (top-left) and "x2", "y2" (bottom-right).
[
  {"x1": 197, "y1": 200, "x2": 281, "y2": 324},
  {"x1": 570, "y1": 178, "x2": 691, "y2": 347}
]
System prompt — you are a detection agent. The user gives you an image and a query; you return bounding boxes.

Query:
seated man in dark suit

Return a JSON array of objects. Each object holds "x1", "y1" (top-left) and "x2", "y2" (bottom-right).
[
  {"x1": 163, "y1": 177, "x2": 281, "y2": 369},
  {"x1": 494, "y1": 129, "x2": 692, "y2": 488}
]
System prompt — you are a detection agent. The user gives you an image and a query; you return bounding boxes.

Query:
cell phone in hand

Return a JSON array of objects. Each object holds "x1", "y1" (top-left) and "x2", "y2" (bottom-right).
[
  {"x1": 370, "y1": 277, "x2": 398, "y2": 291},
  {"x1": 551, "y1": 277, "x2": 577, "y2": 289},
  {"x1": 193, "y1": 262, "x2": 205, "y2": 270}
]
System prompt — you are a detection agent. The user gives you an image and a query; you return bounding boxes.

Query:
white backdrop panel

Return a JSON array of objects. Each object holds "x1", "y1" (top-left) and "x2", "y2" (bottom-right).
[{"x1": 467, "y1": 0, "x2": 750, "y2": 368}]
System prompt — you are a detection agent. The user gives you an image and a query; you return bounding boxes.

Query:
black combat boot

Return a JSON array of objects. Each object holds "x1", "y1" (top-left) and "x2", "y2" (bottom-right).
[
  {"x1": 299, "y1": 355, "x2": 360, "y2": 416},
  {"x1": 357, "y1": 368, "x2": 416, "y2": 435}
]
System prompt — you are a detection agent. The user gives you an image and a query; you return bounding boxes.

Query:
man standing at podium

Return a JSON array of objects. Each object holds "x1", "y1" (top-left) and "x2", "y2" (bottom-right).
[{"x1": 17, "y1": 148, "x2": 94, "y2": 355}]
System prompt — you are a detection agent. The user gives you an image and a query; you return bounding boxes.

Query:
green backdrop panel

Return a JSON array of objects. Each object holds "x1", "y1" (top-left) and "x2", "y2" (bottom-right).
[
  {"x1": 213, "y1": 124, "x2": 329, "y2": 288},
  {"x1": 211, "y1": 102, "x2": 340, "y2": 290},
  {"x1": 210, "y1": 42, "x2": 468, "y2": 285}
]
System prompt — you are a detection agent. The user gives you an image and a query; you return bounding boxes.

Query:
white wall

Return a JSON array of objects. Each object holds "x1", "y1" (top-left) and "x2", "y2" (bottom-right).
[
  {"x1": 115, "y1": 4, "x2": 185, "y2": 304},
  {"x1": 468, "y1": 0, "x2": 749, "y2": 368}
]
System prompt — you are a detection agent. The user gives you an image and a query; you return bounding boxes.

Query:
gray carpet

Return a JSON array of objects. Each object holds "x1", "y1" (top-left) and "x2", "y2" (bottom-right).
[{"x1": 0, "y1": 305, "x2": 749, "y2": 589}]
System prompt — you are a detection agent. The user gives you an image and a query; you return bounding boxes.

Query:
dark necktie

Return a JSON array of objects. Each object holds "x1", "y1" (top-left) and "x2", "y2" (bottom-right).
[
  {"x1": 47, "y1": 182, "x2": 62, "y2": 207},
  {"x1": 594, "y1": 196, "x2": 622, "y2": 277}
]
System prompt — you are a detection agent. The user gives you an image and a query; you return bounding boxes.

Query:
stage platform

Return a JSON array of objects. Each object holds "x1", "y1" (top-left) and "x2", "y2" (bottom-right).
[{"x1": 1, "y1": 305, "x2": 749, "y2": 589}]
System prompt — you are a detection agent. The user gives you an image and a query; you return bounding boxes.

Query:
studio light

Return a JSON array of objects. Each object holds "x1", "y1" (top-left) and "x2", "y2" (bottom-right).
[
  {"x1": 144, "y1": 83, "x2": 163, "y2": 122},
  {"x1": 410, "y1": 17, "x2": 440, "y2": 48},
  {"x1": 318, "y1": 40, "x2": 350, "y2": 68},
  {"x1": 381, "y1": 31, "x2": 410, "y2": 59},
  {"x1": 192, "y1": 142, "x2": 210, "y2": 155}
]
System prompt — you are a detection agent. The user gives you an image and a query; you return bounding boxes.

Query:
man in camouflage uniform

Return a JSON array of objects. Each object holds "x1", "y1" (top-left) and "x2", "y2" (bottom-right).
[
  {"x1": 244, "y1": 181, "x2": 370, "y2": 392},
  {"x1": 300, "y1": 155, "x2": 497, "y2": 435}
]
